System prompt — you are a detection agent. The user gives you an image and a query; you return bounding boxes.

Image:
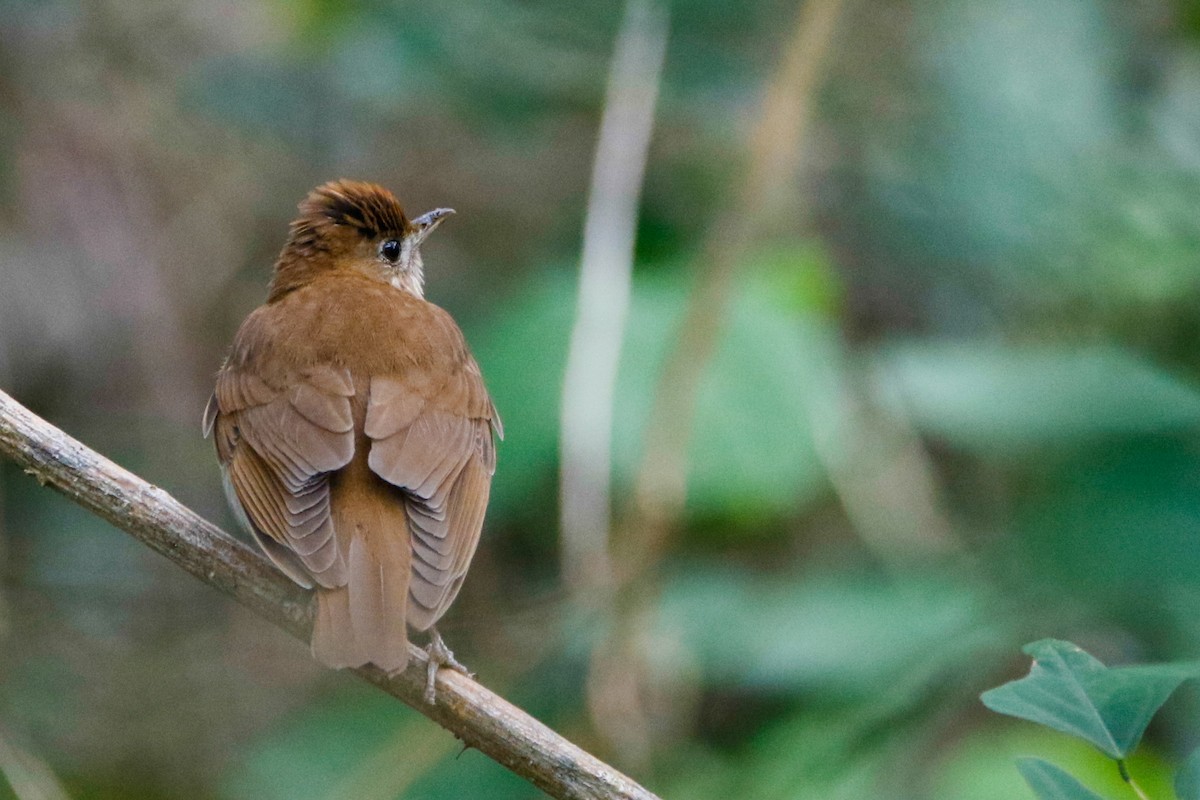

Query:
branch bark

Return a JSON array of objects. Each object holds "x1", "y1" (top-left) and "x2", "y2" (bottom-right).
[{"x1": 0, "y1": 388, "x2": 659, "y2": 800}]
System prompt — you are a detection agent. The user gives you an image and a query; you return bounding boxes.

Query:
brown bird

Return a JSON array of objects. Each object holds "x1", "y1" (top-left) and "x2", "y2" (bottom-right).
[{"x1": 204, "y1": 180, "x2": 501, "y2": 702}]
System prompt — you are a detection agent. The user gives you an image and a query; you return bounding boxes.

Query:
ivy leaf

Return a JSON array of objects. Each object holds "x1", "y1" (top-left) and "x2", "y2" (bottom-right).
[
  {"x1": 981, "y1": 639, "x2": 1199, "y2": 759},
  {"x1": 1016, "y1": 758, "x2": 1111, "y2": 800},
  {"x1": 1175, "y1": 746, "x2": 1200, "y2": 800}
]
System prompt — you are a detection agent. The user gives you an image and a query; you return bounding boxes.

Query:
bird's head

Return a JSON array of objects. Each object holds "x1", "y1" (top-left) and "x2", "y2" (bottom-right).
[{"x1": 269, "y1": 179, "x2": 453, "y2": 301}]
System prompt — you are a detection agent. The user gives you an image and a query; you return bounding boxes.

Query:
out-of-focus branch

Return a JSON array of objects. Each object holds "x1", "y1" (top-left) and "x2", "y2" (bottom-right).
[
  {"x1": 322, "y1": 721, "x2": 456, "y2": 800},
  {"x1": 0, "y1": 726, "x2": 72, "y2": 800},
  {"x1": 587, "y1": 0, "x2": 847, "y2": 766},
  {"x1": 0, "y1": 389, "x2": 660, "y2": 800},
  {"x1": 809, "y1": 363, "x2": 961, "y2": 563},
  {"x1": 559, "y1": 0, "x2": 669, "y2": 594},
  {"x1": 0, "y1": 456, "x2": 8, "y2": 642},
  {"x1": 623, "y1": 0, "x2": 846, "y2": 568}
]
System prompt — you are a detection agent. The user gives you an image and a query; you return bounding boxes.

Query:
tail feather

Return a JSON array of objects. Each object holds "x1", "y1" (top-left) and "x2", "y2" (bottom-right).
[
  {"x1": 312, "y1": 584, "x2": 368, "y2": 668},
  {"x1": 311, "y1": 486, "x2": 411, "y2": 672}
]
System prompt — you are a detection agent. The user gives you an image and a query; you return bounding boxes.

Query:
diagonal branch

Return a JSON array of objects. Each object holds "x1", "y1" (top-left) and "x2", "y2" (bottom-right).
[
  {"x1": 587, "y1": 0, "x2": 847, "y2": 764},
  {"x1": 624, "y1": 0, "x2": 846, "y2": 567},
  {"x1": 0, "y1": 388, "x2": 659, "y2": 800}
]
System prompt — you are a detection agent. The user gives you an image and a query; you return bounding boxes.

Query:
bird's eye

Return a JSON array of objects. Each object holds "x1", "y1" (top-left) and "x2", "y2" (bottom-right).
[{"x1": 380, "y1": 239, "x2": 402, "y2": 263}]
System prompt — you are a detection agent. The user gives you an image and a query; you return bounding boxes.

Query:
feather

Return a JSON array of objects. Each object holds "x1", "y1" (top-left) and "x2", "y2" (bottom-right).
[
  {"x1": 364, "y1": 375, "x2": 428, "y2": 439},
  {"x1": 314, "y1": 478, "x2": 412, "y2": 672}
]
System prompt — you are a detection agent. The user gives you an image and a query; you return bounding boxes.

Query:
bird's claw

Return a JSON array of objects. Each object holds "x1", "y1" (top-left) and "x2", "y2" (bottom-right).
[{"x1": 424, "y1": 629, "x2": 473, "y2": 704}]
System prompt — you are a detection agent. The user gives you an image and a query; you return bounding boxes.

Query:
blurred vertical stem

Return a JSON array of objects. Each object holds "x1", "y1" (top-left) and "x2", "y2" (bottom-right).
[
  {"x1": 590, "y1": 0, "x2": 847, "y2": 767},
  {"x1": 559, "y1": 0, "x2": 669, "y2": 594},
  {"x1": 620, "y1": 0, "x2": 845, "y2": 570},
  {"x1": 809, "y1": 362, "x2": 960, "y2": 564},
  {"x1": 0, "y1": 726, "x2": 72, "y2": 800},
  {"x1": 0, "y1": 471, "x2": 7, "y2": 641}
]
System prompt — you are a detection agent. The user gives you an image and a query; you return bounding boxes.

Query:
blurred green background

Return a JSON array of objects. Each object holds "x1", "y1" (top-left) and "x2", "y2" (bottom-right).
[{"x1": 3, "y1": 0, "x2": 1200, "y2": 798}]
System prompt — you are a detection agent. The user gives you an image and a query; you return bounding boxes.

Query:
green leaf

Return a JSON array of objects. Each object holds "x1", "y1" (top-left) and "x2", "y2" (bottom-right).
[
  {"x1": 933, "y1": 725, "x2": 1175, "y2": 800},
  {"x1": 876, "y1": 344, "x2": 1200, "y2": 453},
  {"x1": 658, "y1": 567, "x2": 995, "y2": 692},
  {"x1": 1175, "y1": 746, "x2": 1200, "y2": 800},
  {"x1": 1016, "y1": 758, "x2": 1110, "y2": 800},
  {"x1": 473, "y1": 265, "x2": 839, "y2": 527},
  {"x1": 221, "y1": 685, "x2": 531, "y2": 800},
  {"x1": 981, "y1": 639, "x2": 1199, "y2": 758},
  {"x1": 625, "y1": 276, "x2": 837, "y2": 519}
]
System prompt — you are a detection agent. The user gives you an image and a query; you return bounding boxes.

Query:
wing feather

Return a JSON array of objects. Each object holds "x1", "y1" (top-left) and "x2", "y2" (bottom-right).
[
  {"x1": 208, "y1": 365, "x2": 354, "y2": 588},
  {"x1": 363, "y1": 376, "x2": 427, "y2": 439},
  {"x1": 406, "y1": 451, "x2": 491, "y2": 629},
  {"x1": 364, "y1": 367, "x2": 498, "y2": 631}
]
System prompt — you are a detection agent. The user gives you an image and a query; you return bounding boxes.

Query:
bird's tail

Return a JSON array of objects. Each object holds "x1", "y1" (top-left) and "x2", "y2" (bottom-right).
[{"x1": 311, "y1": 486, "x2": 411, "y2": 673}]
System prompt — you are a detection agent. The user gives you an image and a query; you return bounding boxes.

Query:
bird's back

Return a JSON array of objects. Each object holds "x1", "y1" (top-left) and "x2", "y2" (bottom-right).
[{"x1": 210, "y1": 271, "x2": 499, "y2": 672}]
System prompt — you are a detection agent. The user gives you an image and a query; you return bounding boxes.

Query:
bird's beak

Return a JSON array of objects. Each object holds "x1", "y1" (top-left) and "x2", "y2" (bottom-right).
[{"x1": 408, "y1": 208, "x2": 455, "y2": 246}]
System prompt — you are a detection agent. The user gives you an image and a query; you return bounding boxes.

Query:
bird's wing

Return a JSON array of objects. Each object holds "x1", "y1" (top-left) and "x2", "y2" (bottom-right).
[
  {"x1": 207, "y1": 363, "x2": 356, "y2": 589},
  {"x1": 364, "y1": 352, "x2": 500, "y2": 630}
]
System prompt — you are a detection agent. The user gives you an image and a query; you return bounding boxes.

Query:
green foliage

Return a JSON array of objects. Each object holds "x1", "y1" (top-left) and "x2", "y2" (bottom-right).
[
  {"x1": 473, "y1": 254, "x2": 839, "y2": 531},
  {"x1": 1176, "y1": 748, "x2": 1200, "y2": 800},
  {"x1": 1014, "y1": 438, "x2": 1200, "y2": 599},
  {"x1": 659, "y1": 566, "x2": 995, "y2": 692},
  {"x1": 1016, "y1": 758, "x2": 1108, "y2": 800},
  {"x1": 983, "y1": 640, "x2": 1200, "y2": 799},
  {"x1": 932, "y1": 726, "x2": 1178, "y2": 800},
  {"x1": 613, "y1": 271, "x2": 837, "y2": 520},
  {"x1": 664, "y1": 708, "x2": 890, "y2": 800},
  {"x1": 877, "y1": 344, "x2": 1200, "y2": 454},
  {"x1": 221, "y1": 685, "x2": 535, "y2": 800},
  {"x1": 982, "y1": 639, "x2": 1198, "y2": 759}
]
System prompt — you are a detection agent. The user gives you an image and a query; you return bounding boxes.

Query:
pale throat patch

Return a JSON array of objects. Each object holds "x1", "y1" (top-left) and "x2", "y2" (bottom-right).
[
  {"x1": 398, "y1": 239, "x2": 426, "y2": 298},
  {"x1": 380, "y1": 239, "x2": 425, "y2": 297}
]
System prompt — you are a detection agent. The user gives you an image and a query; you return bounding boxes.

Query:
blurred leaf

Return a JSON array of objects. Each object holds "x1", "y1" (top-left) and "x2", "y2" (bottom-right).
[
  {"x1": 474, "y1": 259, "x2": 839, "y2": 530},
  {"x1": 860, "y1": 0, "x2": 1126, "y2": 296},
  {"x1": 877, "y1": 343, "x2": 1200, "y2": 452},
  {"x1": 222, "y1": 686, "x2": 533, "y2": 800},
  {"x1": 1015, "y1": 438, "x2": 1200, "y2": 597},
  {"x1": 186, "y1": 56, "x2": 340, "y2": 147},
  {"x1": 934, "y1": 734, "x2": 1041, "y2": 800},
  {"x1": 618, "y1": 268, "x2": 838, "y2": 520},
  {"x1": 273, "y1": 0, "x2": 359, "y2": 42},
  {"x1": 934, "y1": 724, "x2": 1177, "y2": 800},
  {"x1": 222, "y1": 688, "x2": 408, "y2": 800},
  {"x1": 1176, "y1": 746, "x2": 1200, "y2": 800},
  {"x1": 1015, "y1": 156, "x2": 1200, "y2": 364},
  {"x1": 620, "y1": 274, "x2": 837, "y2": 520},
  {"x1": 752, "y1": 243, "x2": 842, "y2": 317},
  {"x1": 1015, "y1": 758, "x2": 1109, "y2": 800},
  {"x1": 664, "y1": 708, "x2": 890, "y2": 800},
  {"x1": 981, "y1": 639, "x2": 1199, "y2": 759},
  {"x1": 466, "y1": 274, "x2": 575, "y2": 524},
  {"x1": 659, "y1": 566, "x2": 995, "y2": 692}
]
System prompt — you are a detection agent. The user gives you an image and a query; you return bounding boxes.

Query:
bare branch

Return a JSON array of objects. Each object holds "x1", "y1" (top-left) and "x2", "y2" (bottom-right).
[{"x1": 0, "y1": 388, "x2": 660, "y2": 800}]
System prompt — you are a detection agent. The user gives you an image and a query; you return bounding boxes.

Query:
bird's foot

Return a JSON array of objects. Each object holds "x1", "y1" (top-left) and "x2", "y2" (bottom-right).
[{"x1": 424, "y1": 628, "x2": 473, "y2": 705}]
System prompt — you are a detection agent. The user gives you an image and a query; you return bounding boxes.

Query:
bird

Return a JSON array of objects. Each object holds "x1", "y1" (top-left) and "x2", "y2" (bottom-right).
[{"x1": 203, "y1": 179, "x2": 502, "y2": 702}]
